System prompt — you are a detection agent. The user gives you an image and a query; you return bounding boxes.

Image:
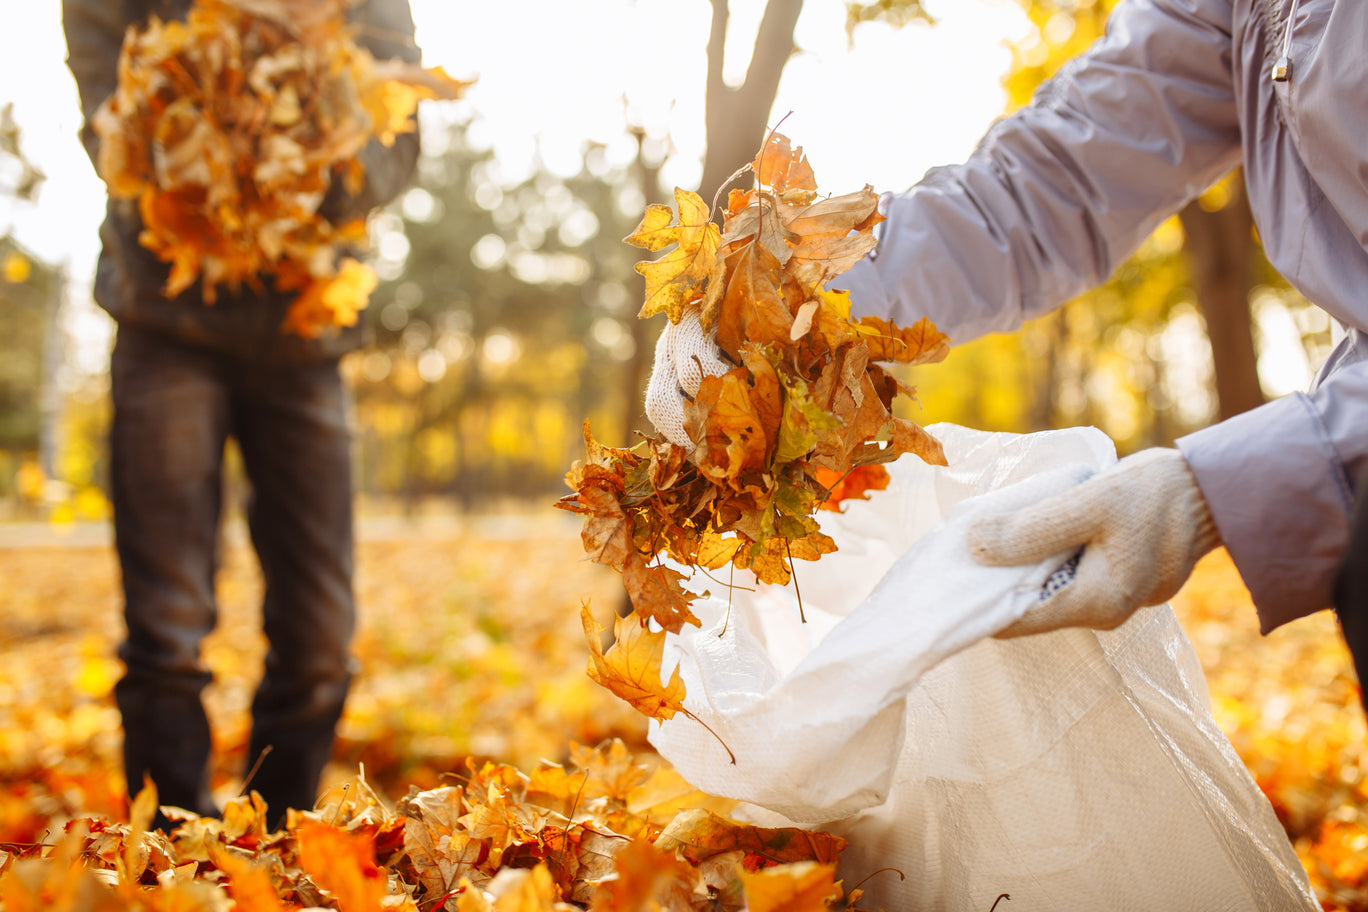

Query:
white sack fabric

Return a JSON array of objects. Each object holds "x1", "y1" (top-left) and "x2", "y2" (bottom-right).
[{"x1": 650, "y1": 424, "x2": 1317, "y2": 911}]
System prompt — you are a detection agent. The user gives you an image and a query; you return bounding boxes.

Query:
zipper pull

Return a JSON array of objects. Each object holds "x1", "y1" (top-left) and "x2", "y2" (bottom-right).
[{"x1": 1272, "y1": 0, "x2": 1300, "y2": 82}]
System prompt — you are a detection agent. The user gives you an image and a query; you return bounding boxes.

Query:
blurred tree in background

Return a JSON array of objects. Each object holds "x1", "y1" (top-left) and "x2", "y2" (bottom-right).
[
  {"x1": 0, "y1": 103, "x2": 65, "y2": 514},
  {"x1": 0, "y1": 1, "x2": 1343, "y2": 516}
]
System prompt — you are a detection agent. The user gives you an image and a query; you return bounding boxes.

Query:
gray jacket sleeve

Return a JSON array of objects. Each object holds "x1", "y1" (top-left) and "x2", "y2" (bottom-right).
[
  {"x1": 832, "y1": 0, "x2": 1361, "y2": 630},
  {"x1": 832, "y1": 0, "x2": 1243, "y2": 343},
  {"x1": 1177, "y1": 333, "x2": 1368, "y2": 632}
]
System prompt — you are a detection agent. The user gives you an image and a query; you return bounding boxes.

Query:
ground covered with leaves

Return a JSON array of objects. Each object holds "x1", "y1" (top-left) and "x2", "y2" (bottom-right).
[{"x1": 0, "y1": 510, "x2": 1365, "y2": 908}]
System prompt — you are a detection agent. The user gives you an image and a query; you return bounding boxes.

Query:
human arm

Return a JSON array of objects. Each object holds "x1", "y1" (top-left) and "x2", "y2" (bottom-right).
[
  {"x1": 319, "y1": 0, "x2": 423, "y2": 223},
  {"x1": 831, "y1": 0, "x2": 1244, "y2": 344},
  {"x1": 61, "y1": 0, "x2": 126, "y2": 167},
  {"x1": 1176, "y1": 346, "x2": 1368, "y2": 632}
]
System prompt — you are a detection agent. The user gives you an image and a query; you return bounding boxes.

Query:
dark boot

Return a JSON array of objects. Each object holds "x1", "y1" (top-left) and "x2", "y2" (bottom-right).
[
  {"x1": 246, "y1": 672, "x2": 351, "y2": 830},
  {"x1": 115, "y1": 669, "x2": 219, "y2": 826}
]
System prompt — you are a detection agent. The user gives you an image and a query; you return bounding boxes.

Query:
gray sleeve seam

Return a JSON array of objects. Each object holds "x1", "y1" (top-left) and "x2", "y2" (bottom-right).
[{"x1": 1295, "y1": 391, "x2": 1356, "y2": 513}]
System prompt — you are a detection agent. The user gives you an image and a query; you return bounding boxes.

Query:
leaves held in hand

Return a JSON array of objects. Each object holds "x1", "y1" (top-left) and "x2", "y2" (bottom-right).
[
  {"x1": 92, "y1": 0, "x2": 470, "y2": 337},
  {"x1": 558, "y1": 132, "x2": 951, "y2": 724}
]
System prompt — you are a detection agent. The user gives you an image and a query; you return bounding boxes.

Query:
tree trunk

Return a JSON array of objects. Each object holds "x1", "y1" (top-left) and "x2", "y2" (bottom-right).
[
  {"x1": 1178, "y1": 180, "x2": 1265, "y2": 421},
  {"x1": 621, "y1": 128, "x2": 664, "y2": 443},
  {"x1": 698, "y1": 0, "x2": 804, "y2": 204},
  {"x1": 38, "y1": 266, "x2": 65, "y2": 482}
]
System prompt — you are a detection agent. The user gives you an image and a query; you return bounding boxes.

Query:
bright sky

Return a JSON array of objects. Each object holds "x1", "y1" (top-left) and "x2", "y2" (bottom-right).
[{"x1": 0, "y1": 0, "x2": 1030, "y2": 350}]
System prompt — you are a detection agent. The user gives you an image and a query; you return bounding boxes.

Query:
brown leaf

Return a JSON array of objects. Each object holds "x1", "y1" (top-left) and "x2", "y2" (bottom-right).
[
  {"x1": 653, "y1": 809, "x2": 845, "y2": 868},
  {"x1": 856, "y1": 314, "x2": 952, "y2": 364},
  {"x1": 712, "y1": 241, "x2": 793, "y2": 360},
  {"x1": 575, "y1": 485, "x2": 633, "y2": 571},
  {"x1": 622, "y1": 554, "x2": 701, "y2": 634}
]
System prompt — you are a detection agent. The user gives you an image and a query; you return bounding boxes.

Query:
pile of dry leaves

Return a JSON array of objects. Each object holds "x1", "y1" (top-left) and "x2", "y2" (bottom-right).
[{"x1": 0, "y1": 739, "x2": 876, "y2": 911}]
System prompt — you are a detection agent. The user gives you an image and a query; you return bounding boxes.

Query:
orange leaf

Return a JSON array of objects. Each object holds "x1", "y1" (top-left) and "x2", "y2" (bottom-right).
[
  {"x1": 588, "y1": 839, "x2": 696, "y2": 912},
  {"x1": 739, "y1": 861, "x2": 843, "y2": 912},
  {"x1": 752, "y1": 133, "x2": 817, "y2": 202},
  {"x1": 811, "y1": 464, "x2": 890, "y2": 512},
  {"x1": 296, "y1": 820, "x2": 388, "y2": 912},
  {"x1": 581, "y1": 604, "x2": 687, "y2": 722}
]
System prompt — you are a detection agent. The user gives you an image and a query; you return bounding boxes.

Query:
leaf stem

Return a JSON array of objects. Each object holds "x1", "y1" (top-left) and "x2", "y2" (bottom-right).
[
  {"x1": 682, "y1": 708, "x2": 737, "y2": 765},
  {"x1": 785, "y1": 537, "x2": 806, "y2": 623}
]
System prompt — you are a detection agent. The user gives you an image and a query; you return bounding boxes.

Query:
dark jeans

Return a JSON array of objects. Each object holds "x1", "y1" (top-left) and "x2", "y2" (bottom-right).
[
  {"x1": 1335, "y1": 478, "x2": 1368, "y2": 715},
  {"x1": 109, "y1": 326, "x2": 356, "y2": 826}
]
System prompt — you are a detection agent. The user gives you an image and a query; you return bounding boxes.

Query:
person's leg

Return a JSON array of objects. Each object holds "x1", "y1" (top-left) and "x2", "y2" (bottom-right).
[
  {"x1": 109, "y1": 327, "x2": 230, "y2": 820},
  {"x1": 233, "y1": 357, "x2": 356, "y2": 827},
  {"x1": 1334, "y1": 478, "x2": 1368, "y2": 715}
]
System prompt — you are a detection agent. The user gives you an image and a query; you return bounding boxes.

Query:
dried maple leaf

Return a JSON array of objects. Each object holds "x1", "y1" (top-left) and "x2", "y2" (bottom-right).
[
  {"x1": 580, "y1": 605, "x2": 686, "y2": 723},
  {"x1": 626, "y1": 188, "x2": 723, "y2": 324},
  {"x1": 400, "y1": 786, "x2": 485, "y2": 898}
]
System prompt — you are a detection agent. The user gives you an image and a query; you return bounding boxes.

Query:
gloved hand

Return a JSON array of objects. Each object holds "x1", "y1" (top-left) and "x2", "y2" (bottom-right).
[
  {"x1": 644, "y1": 305, "x2": 731, "y2": 448},
  {"x1": 966, "y1": 447, "x2": 1221, "y2": 638}
]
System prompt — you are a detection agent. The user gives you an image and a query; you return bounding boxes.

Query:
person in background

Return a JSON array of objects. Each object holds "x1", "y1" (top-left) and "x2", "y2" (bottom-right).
[
  {"x1": 62, "y1": 0, "x2": 422, "y2": 828},
  {"x1": 648, "y1": 0, "x2": 1368, "y2": 684}
]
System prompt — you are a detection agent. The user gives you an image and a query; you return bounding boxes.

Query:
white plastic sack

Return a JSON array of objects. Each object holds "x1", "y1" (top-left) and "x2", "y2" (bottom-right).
[{"x1": 650, "y1": 424, "x2": 1318, "y2": 912}]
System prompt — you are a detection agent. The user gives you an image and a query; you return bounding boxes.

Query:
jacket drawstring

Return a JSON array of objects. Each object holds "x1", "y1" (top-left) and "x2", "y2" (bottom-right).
[{"x1": 1272, "y1": 0, "x2": 1300, "y2": 81}]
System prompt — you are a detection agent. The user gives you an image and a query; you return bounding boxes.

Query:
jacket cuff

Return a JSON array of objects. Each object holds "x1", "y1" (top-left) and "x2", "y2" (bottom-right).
[{"x1": 1177, "y1": 393, "x2": 1353, "y2": 633}]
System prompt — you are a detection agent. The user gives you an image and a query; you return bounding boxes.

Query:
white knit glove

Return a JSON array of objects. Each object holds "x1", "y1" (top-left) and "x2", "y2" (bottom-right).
[
  {"x1": 966, "y1": 448, "x2": 1221, "y2": 638},
  {"x1": 644, "y1": 305, "x2": 731, "y2": 448}
]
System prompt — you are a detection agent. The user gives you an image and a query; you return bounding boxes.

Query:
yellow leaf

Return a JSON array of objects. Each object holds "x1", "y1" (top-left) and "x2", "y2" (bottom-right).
[
  {"x1": 625, "y1": 188, "x2": 722, "y2": 324},
  {"x1": 581, "y1": 604, "x2": 687, "y2": 722},
  {"x1": 739, "y1": 861, "x2": 842, "y2": 912}
]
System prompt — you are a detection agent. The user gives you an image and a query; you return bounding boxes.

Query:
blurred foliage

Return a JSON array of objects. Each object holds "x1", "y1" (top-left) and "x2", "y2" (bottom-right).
[{"x1": 343, "y1": 111, "x2": 651, "y2": 509}]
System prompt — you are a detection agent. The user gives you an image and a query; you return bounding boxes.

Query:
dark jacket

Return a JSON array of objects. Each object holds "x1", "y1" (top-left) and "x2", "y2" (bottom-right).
[{"x1": 62, "y1": 0, "x2": 423, "y2": 362}]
